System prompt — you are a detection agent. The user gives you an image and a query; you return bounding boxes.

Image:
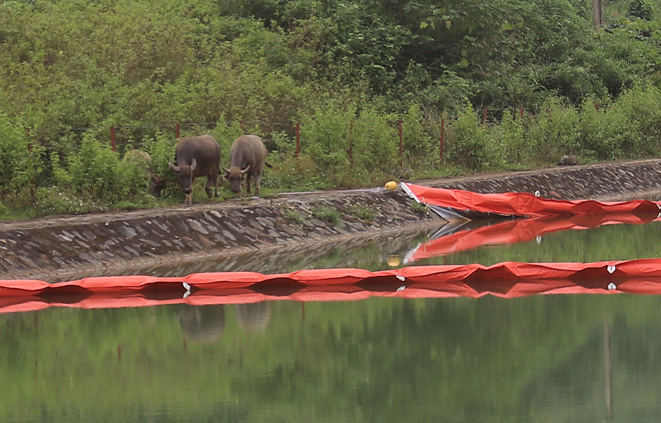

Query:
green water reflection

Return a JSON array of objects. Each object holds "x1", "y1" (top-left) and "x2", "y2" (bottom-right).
[
  {"x1": 4, "y1": 221, "x2": 661, "y2": 422},
  {"x1": 3, "y1": 295, "x2": 661, "y2": 422}
]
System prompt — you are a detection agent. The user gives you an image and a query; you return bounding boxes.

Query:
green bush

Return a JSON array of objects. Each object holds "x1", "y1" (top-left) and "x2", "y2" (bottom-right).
[
  {"x1": 446, "y1": 106, "x2": 500, "y2": 171},
  {"x1": 606, "y1": 83, "x2": 661, "y2": 158},
  {"x1": 577, "y1": 98, "x2": 621, "y2": 161},
  {"x1": 351, "y1": 108, "x2": 399, "y2": 177},
  {"x1": 52, "y1": 134, "x2": 149, "y2": 204},
  {"x1": 0, "y1": 113, "x2": 42, "y2": 199},
  {"x1": 300, "y1": 101, "x2": 353, "y2": 182},
  {"x1": 401, "y1": 104, "x2": 437, "y2": 168},
  {"x1": 527, "y1": 98, "x2": 581, "y2": 165},
  {"x1": 497, "y1": 110, "x2": 527, "y2": 166}
]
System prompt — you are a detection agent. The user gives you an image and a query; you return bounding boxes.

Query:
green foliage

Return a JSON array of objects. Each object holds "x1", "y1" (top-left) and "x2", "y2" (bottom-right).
[
  {"x1": 142, "y1": 132, "x2": 177, "y2": 191},
  {"x1": 605, "y1": 83, "x2": 661, "y2": 157},
  {"x1": 3, "y1": 0, "x2": 661, "y2": 218},
  {"x1": 401, "y1": 105, "x2": 437, "y2": 168},
  {"x1": 346, "y1": 204, "x2": 377, "y2": 222},
  {"x1": 0, "y1": 113, "x2": 42, "y2": 199},
  {"x1": 410, "y1": 200, "x2": 429, "y2": 217},
  {"x1": 351, "y1": 108, "x2": 399, "y2": 177},
  {"x1": 52, "y1": 134, "x2": 153, "y2": 205},
  {"x1": 446, "y1": 106, "x2": 501, "y2": 170},
  {"x1": 628, "y1": 0, "x2": 654, "y2": 20},
  {"x1": 527, "y1": 98, "x2": 581, "y2": 165},
  {"x1": 497, "y1": 110, "x2": 528, "y2": 165},
  {"x1": 310, "y1": 204, "x2": 341, "y2": 225},
  {"x1": 283, "y1": 208, "x2": 304, "y2": 224},
  {"x1": 34, "y1": 187, "x2": 102, "y2": 216}
]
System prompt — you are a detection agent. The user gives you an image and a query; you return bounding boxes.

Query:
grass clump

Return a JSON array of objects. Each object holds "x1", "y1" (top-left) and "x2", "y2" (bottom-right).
[{"x1": 310, "y1": 204, "x2": 341, "y2": 226}]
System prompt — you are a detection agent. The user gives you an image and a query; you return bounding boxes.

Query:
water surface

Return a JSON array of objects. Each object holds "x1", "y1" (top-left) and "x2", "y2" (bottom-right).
[{"x1": 4, "y1": 220, "x2": 661, "y2": 422}]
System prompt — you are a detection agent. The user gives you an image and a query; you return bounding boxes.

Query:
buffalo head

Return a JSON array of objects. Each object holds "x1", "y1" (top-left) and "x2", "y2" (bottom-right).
[
  {"x1": 148, "y1": 173, "x2": 165, "y2": 198},
  {"x1": 222, "y1": 165, "x2": 251, "y2": 194},
  {"x1": 170, "y1": 159, "x2": 197, "y2": 205}
]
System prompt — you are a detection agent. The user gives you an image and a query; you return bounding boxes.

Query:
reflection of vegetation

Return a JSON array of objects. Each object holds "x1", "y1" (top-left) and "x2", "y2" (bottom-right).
[{"x1": 0, "y1": 293, "x2": 659, "y2": 421}]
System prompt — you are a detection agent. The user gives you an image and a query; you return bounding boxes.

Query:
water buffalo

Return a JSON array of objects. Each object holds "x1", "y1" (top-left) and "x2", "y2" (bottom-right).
[
  {"x1": 123, "y1": 150, "x2": 165, "y2": 197},
  {"x1": 222, "y1": 135, "x2": 267, "y2": 196},
  {"x1": 169, "y1": 135, "x2": 221, "y2": 205}
]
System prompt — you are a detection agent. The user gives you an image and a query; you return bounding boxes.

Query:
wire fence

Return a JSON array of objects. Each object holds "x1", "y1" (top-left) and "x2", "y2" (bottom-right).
[{"x1": 26, "y1": 116, "x2": 453, "y2": 165}]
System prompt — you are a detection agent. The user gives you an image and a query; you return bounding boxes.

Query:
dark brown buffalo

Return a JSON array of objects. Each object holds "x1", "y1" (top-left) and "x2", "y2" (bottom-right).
[
  {"x1": 169, "y1": 135, "x2": 221, "y2": 205},
  {"x1": 222, "y1": 135, "x2": 267, "y2": 196},
  {"x1": 123, "y1": 150, "x2": 165, "y2": 197}
]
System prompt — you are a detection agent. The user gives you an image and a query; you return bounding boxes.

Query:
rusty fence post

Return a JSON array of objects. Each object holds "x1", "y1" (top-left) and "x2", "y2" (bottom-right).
[
  {"x1": 110, "y1": 126, "x2": 116, "y2": 151},
  {"x1": 439, "y1": 118, "x2": 445, "y2": 166},
  {"x1": 348, "y1": 121, "x2": 354, "y2": 163},
  {"x1": 175, "y1": 122, "x2": 180, "y2": 139},
  {"x1": 295, "y1": 121, "x2": 300, "y2": 158},
  {"x1": 398, "y1": 119, "x2": 403, "y2": 168},
  {"x1": 483, "y1": 107, "x2": 488, "y2": 125},
  {"x1": 26, "y1": 127, "x2": 35, "y2": 202}
]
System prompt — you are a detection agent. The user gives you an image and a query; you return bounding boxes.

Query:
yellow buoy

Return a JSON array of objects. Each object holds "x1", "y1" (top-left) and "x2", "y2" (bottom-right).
[
  {"x1": 385, "y1": 181, "x2": 398, "y2": 191},
  {"x1": 387, "y1": 255, "x2": 401, "y2": 267}
]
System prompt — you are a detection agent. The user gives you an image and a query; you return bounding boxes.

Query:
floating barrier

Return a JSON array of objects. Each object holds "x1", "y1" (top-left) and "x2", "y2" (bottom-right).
[
  {"x1": 401, "y1": 182, "x2": 661, "y2": 220},
  {"x1": 3, "y1": 259, "x2": 661, "y2": 313},
  {"x1": 2, "y1": 184, "x2": 661, "y2": 313},
  {"x1": 401, "y1": 182, "x2": 661, "y2": 261}
]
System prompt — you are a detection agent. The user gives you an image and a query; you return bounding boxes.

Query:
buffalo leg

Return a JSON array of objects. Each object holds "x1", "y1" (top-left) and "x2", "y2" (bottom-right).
[
  {"x1": 255, "y1": 171, "x2": 262, "y2": 196},
  {"x1": 212, "y1": 172, "x2": 219, "y2": 197},
  {"x1": 205, "y1": 176, "x2": 213, "y2": 198},
  {"x1": 245, "y1": 174, "x2": 252, "y2": 195}
]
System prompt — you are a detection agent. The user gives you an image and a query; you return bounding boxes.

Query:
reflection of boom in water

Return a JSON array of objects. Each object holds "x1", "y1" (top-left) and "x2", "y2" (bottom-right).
[{"x1": 404, "y1": 212, "x2": 659, "y2": 263}]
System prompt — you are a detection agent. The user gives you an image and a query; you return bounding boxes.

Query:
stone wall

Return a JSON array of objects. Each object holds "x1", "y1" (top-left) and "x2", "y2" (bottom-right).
[
  {"x1": 0, "y1": 188, "x2": 441, "y2": 281},
  {"x1": 425, "y1": 158, "x2": 661, "y2": 201},
  {"x1": 2, "y1": 158, "x2": 661, "y2": 281}
]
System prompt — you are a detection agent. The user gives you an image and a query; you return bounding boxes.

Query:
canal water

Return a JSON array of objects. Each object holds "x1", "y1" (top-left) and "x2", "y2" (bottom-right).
[{"x1": 3, "y1": 219, "x2": 661, "y2": 422}]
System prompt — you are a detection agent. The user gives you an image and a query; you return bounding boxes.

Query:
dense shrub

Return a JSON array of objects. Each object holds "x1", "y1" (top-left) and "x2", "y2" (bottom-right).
[
  {"x1": 51, "y1": 135, "x2": 151, "y2": 204},
  {"x1": 351, "y1": 109, "x2": 399, "y2": 180},
  {"x1": 446, "y1": 107, "x2": 501, "y2": 171},
  {"x1": 527, "y1": 98, "x2": 581, "y2": 165},
  {"x1": 401, "y1": 105, "x2": 437, "y2": 168},
  {"x1": 0, "y1": 113, "x2": 42, "y2": 199},
  {"x1": 497, "y1": 110, "x2": 528, "y2": 166}
]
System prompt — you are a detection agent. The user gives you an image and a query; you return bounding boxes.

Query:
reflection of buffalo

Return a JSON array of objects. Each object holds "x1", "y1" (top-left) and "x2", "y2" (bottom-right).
[
  {"x1": 178, "y1": 305, "x2": 226, "y2": 343},
  {"x1": 235, "y1": 302, "x2": 272, "y2": 332}
]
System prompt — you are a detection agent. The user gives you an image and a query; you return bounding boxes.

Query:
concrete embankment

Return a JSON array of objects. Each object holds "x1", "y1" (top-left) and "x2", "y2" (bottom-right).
[
  {"x1": 0, "y1": 188, "x2": 442, "y2": 281},
  {"x1": 1, "y1": 158, "x2": 661, "y2": 281}
]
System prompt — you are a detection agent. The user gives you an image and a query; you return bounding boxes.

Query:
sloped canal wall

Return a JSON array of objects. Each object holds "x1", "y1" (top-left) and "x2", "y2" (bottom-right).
[
  {"x1": 425, "y1": 158, "x2": 661, "y2": 201},
  {"x1": 2, "y1": 158, "x2": 661, "y2": 281},
  {"x1": 0, "y1": 189, "x2": 442, "y2": 281}
]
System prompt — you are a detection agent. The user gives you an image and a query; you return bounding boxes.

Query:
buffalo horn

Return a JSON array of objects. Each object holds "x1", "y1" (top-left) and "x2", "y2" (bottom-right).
[
  {"x1": 241, "y1": 165, "x2": 251, "y2": 175},
  {"x1": 190, "y1": 158, "x2": 197, "y2": 172},
  {"x1": 169, "y1": 161, "x2": 179, "y2": 172}
]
